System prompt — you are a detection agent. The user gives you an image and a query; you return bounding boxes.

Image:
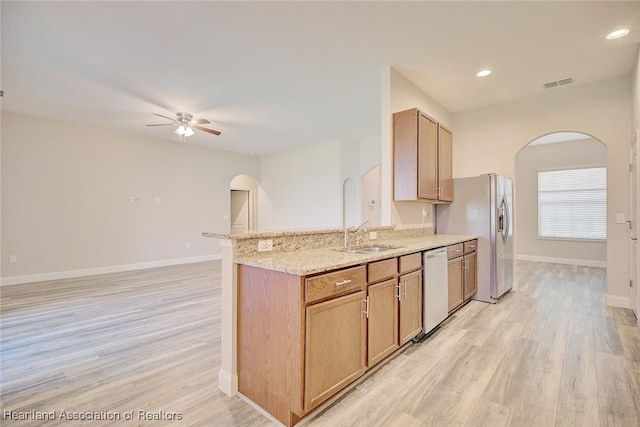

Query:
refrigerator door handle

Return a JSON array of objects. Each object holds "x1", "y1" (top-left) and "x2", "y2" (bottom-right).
[{"x1": 500, "y1": 196, "x2": 509, "y2": 244}]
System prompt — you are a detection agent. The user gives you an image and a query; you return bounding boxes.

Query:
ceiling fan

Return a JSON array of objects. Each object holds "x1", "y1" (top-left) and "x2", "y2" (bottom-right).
[{"x1": 146, "y1": 112, "x2": 221, "y2": 142}]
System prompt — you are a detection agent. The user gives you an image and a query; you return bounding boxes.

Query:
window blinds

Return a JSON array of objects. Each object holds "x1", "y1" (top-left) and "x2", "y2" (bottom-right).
[{"x1": 538, "y1": 167, "x2": 607, "y2": 241}]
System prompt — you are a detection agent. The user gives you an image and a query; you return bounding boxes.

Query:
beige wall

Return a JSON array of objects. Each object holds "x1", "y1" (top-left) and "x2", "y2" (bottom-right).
[
  {"x1": 1, "y1": 111, "x2": 260, "y2": 281},
  {"x1": 258, "y1": 139, "x2": 343, "y2": 230},
  {"x1": 453, "y1": 76, "x2": 632, "y2": 302},
  {"x1": 515, "y1": 138, "x2": 607, "y2": 266},
  {"x1": 633, "y1": 46, "x2": 640, "y2": 134}
]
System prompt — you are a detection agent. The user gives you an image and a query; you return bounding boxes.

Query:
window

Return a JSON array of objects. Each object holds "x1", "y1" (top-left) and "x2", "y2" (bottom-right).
[{"x1": 538, "y1": 167, "x2": 607, "y2": 241}]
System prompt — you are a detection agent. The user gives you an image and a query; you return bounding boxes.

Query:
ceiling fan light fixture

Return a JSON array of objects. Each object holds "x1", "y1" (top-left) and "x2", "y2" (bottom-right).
[
  {"x1": 606, "y1": 29, "x2": 629, "y2": 40},
  {"x1": 184, "y1": 126, "x2": 195, "y2": 137}
]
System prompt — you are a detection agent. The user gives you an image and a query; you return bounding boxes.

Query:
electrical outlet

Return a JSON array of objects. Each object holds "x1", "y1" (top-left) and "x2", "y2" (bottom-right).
[
  {"x1": 258, "y1": 240, "x2": 273, "y2": 252},
  {"x1": 9, "y1": 255, "x2": 17, "y2": 263},
  {"x1": 369, "y1": 231, "x2": 377, "y2": 240}
]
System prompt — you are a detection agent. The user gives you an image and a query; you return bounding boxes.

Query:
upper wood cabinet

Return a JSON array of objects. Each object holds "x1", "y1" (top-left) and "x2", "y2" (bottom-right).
[{"x1": 393, "y1": 108, "x2": 453, "y2": 203}]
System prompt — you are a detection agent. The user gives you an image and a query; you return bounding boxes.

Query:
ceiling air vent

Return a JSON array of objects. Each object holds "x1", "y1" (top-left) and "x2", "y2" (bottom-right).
[{"x1": 543, "y1": 77, "x2": 573, "y2": 89}]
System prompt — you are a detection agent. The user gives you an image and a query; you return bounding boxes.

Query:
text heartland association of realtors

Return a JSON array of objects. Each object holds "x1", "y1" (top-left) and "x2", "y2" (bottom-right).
[{"x1": 2, "y1": 409, "x2": 183, "y2": 421}]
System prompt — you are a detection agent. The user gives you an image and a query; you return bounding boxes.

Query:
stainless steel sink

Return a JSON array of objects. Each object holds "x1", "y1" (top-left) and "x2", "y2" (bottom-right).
[{"x1": 337, "y1": 245, "x2": 402, "y2": 254}]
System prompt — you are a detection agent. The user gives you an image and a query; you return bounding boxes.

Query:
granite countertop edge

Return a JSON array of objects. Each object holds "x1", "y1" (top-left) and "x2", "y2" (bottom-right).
[
  {"x1": 235, "y1": 234, "x2": 478, "y2": 276},
  {"x1": 202, "y1": 225, "x2": 395, "y2": 240}
]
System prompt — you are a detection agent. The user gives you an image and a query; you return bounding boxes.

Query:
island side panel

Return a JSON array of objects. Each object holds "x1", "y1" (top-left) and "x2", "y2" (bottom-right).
[{"x1": 237, "y1": 264, "x2": 304, "y2": 426}]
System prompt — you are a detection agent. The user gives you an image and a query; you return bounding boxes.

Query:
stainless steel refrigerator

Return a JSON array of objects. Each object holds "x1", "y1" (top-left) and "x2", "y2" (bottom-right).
[{"x1": 436, "y1": 174, "x2": 513, "y2": 303}]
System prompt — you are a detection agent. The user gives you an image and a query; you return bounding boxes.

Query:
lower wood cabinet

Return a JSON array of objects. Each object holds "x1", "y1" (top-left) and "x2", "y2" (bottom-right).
[
  {"x1": 366, "y1": 279, "x2": 399, "y2": 367},
  {"x1": 305, "y1": 291, "x2": 366, "y2": 411},
  {"x1": 398, "y1": 270, "x2": 422, "y2": 344},
  {"x1": 237, "y1": 251, "x2": 427, "y2": 426},
  {"x1": 447, "y1": 240, "x2": 478, "y2": 312},
  {"x1": 447, "y1": 257, "x2": 464, "y2": 312},
  {"x1": 463, "y1": 251, "x2": 477, "y2": 300}
]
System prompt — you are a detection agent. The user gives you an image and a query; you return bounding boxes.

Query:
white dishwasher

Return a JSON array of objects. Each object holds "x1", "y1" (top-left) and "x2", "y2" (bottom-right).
[{"x1": 423, "y1": 248, "x2": 449, "y2": 335}]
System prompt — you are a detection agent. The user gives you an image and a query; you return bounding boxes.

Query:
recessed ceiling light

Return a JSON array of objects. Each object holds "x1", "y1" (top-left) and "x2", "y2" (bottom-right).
[
  {"x1": 476, "y1": 69, "x2": 492, "y2": 77},
  {"x1": 606, "y1": 29, "x2": 630, "y2": 40}
]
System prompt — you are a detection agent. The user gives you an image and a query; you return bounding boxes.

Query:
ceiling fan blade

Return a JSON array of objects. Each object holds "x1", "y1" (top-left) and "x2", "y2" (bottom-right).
[
  {"x1": 153, "y1": 113, "x2": 177, "y2": 122},
  {"x1": 192, "y1": 118, "x2": 211, "y2": 125},
  {"x1": 146, "y1": 123, "x2": 175, "y2": 126},
  {"x1": 194, "y1": 125, "x2": 221, "y2": 136}
]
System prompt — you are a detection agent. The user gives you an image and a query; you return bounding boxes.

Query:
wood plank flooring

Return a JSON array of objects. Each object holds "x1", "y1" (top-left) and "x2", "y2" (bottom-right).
[{"x1": 1, "y1": 261, "x2": 639, "y2": 426}]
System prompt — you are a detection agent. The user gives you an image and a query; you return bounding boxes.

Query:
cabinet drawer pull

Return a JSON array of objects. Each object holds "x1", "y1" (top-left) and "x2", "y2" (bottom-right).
[
  {"x1": 335, "y1": 279, "x2": 352, "y2": 286},
  {"x1": 363, "y1": 297, "x2": 370, "y2": 318},
  {"x1": 396, "y1": 283, "x2": 402, "y2": 301},
  {"x1": 456, "y1": 249, "x2": 462, "y2": 252}
]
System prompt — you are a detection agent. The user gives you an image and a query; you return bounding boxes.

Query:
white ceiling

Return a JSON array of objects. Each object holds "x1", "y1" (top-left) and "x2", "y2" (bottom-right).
[{"x1": 2, "y1": 1, "x2": 639, "y2": 155}]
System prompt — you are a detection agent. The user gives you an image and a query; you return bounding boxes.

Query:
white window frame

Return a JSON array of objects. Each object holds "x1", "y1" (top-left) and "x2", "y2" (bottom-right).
[{"x1": 537, "y1": 165, "x2": 607, "y2": 242}]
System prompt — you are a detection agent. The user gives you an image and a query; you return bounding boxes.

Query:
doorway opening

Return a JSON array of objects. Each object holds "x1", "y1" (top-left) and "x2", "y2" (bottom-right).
[
  {"x1": 230, "y1": 190, "x2": 250, "y2": 234},
  {"x1": 229, "y1": 174, "x2": 259, "y2": 234},
  {"x1": 514, "y1": 131, "x2": 607, "y2": 272}
]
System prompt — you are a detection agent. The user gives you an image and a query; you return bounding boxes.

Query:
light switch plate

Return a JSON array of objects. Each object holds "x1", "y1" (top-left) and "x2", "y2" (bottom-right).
[
  {"x1": 616, "y1": 213, "x2": 626, "y2": 224},
  {"x1": 369, "y1": 231, "x2": 377, "y2": 240}
]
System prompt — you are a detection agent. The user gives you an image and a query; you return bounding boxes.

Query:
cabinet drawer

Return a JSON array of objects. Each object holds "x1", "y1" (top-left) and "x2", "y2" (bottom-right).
[
  {"x1": 447, "y1": 243, "x2": 464, "y2": 259},
  {"x1": 368, "y1": 258, "x2": 398, "y2": 283},
  {"x1": 306, "y1": 266, "x2": 366, "y2": 304},
  {"x1": 399, "y1": 253, "x2": 421, "y2": 274},
  {"x1": 464, "y1": 240, "x2": 478, "y2": 254}
]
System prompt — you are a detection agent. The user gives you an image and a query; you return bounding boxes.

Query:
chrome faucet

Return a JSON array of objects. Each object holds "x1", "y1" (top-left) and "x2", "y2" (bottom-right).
[
  {"x1": 342, "y1": 177, "x2": 371, "y2": 249},
  {"x1": 345, "y1": 221, "x2": 370, "y2": 249}
]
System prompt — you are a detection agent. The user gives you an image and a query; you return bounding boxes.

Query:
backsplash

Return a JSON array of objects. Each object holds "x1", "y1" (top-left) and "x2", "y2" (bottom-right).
[{"x1": 228, "y1": 226, "x2": 435, "y2": 258}]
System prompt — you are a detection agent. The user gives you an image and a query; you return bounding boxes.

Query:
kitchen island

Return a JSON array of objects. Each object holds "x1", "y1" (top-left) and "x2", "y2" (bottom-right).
[{"x1": 203, "y1": 226, "x2": 476, "y2": 426}]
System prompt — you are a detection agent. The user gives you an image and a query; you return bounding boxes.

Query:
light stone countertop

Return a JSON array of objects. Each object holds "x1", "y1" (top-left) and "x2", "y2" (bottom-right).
[
  {"x1": 202, "y1": 225, "x2": 395, "y2": 240},
  {"x1": 235, "y1": 234, "x2": 477, "y2": 276}
]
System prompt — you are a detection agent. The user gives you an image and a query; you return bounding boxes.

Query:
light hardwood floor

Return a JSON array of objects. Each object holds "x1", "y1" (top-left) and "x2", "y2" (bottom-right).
[{"x1": 1, "y1": 261, "x2": 639, "y2": 426}]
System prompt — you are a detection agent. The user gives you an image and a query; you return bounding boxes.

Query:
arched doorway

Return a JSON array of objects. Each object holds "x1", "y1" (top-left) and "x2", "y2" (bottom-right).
[{"x1": 514, "y1": 132, "x2": 607, "y2": 273}]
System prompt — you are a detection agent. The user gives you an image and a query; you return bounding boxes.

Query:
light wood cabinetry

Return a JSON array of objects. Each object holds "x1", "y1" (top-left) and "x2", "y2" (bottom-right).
[
  {"x1": 305, "y1": 265, "x2": 366, "y2": 304},
  {"x1": 393, "y1": 108, "x2": 453, "y2": 203},
  {"x1": 305, "y1": 291, "x2": 366, "y2": 411},
  {"x1": 447, "y1": 257, "x2": 464, "y2": 312},
  {"x1": 438, "y1": 125, "x2": 454, "y2": 202},
  {"x1": 366, "y1": 278, "x2": 399, "y2": 367},
  {"x1": 463, "y1": 251, "x2": 477, "y2": 300},
  {"x1": 447, "y1": 239, "x2": 478, "y2": 312},
  {"x1": 398, "y1": 269, "x2": 423, "y2": 345},
  {"x1": 237, "y1": 249, "x2": 428, "y2": 425},
  {"x1": 237, "y1": 267, "x2": 304, "y2": 426}
]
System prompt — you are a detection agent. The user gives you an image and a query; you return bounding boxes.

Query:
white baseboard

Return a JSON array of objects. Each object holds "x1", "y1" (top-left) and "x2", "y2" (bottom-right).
[
  {"x1": 217, "y1": 368, "x2": 238, "y2": 397},
  {"x1": 0, "y1": 254, "x2": 222, "y2": 286},
  {"x1": 605, "y1": 294, "x2": 631, "y2": 309},
  {"x1": 517, "y1": 254, "x2": 606, "y2": 268}
]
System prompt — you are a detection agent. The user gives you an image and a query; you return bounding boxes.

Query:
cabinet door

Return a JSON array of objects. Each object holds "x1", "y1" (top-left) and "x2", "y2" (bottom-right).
[
  {"x1": 463, "y1": 252, "x2": 477, "y2": 300},
  {"x1": 438, "y1": 125, "x2": 453, "y2": 202},
  {"x1": 417, "y1": 113, "x2": 438, "y2": 200},
  {"x1": 305, "y1": 291, "x2": 366, "y2": 411},
  {"x1": 399, "y1": 270, "x2": 423, "y2": 345},
  {"x1": 367, "y1": 279, "x2": 399, "y2": 368},
  {"x1": 447, "y1": 257, "x2": 463, "y2": 312}
]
